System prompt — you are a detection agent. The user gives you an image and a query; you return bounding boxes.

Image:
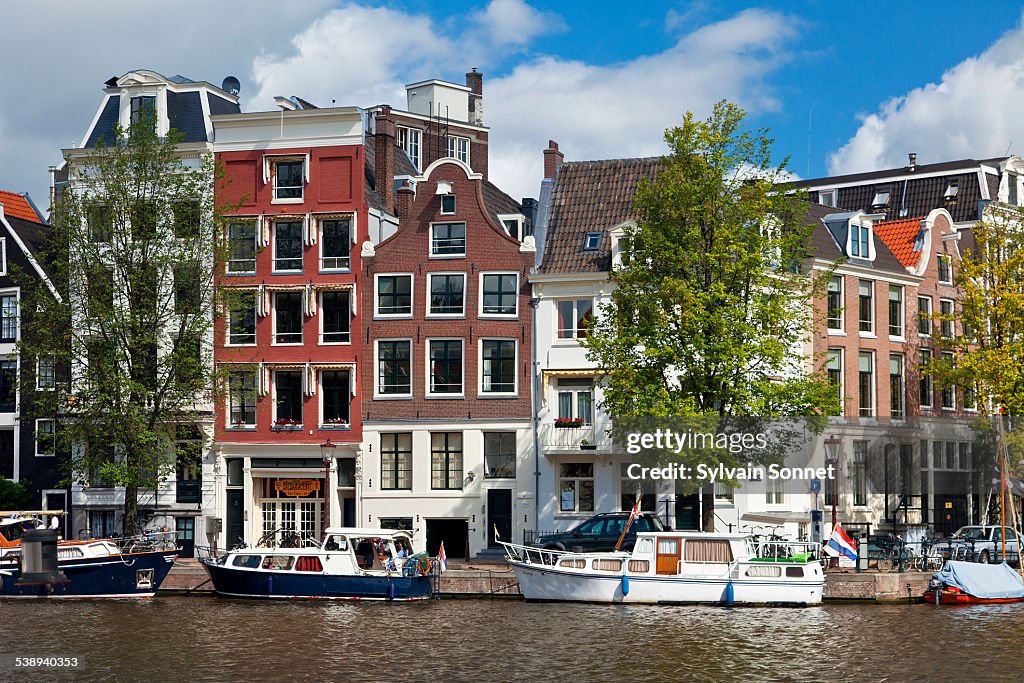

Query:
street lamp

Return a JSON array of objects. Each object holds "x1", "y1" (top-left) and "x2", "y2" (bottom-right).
[
  {"x1": 320, "y1": 439, "x2": 336, "y2": 538},
  {"x1": 824, "y1": 434, "x2": 841, "y2": 531}
]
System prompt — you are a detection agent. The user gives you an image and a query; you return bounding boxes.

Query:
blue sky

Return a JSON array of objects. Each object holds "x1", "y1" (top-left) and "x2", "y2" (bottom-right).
[{"x1": 2, "y1": 1, "x2": 1024, "y2": 206}]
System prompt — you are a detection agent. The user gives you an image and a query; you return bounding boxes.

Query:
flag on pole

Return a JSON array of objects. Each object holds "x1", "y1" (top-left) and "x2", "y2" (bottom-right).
[
  {"x1": 438, "y1": 541, "x2": 448, "y2": 573},
  {"x1": 825, "y1": 523, "x2": 858, "y2": 562},
  {"x1": 627, "y1": 495, "x2": 643, "y2": 526}
]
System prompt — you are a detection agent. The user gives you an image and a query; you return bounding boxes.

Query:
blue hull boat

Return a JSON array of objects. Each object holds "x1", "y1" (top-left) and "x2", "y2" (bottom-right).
[{"x1": 0, "y1": 546, "x2": 178, "y2": 598}]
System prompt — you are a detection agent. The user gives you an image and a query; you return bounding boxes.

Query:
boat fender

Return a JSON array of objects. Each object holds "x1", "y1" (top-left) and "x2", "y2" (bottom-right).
[
  {"x1": 725, "y1": 582, "x2": 734, "y2": 606},
  {"x1": 620, "y1": 574, "x2": 629, "y2": 596},
  {"x1": 267, "y1": 575, "x2": 274, "y2": 595},
  {"x1": 387, "y1": 582, "x2": 396, "y2": 601}
]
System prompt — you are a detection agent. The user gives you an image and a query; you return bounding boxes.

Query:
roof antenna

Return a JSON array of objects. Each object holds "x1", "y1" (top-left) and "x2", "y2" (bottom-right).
[
  {"x1": 1006, "y1": 140, "x2": 1013, "y2": 156},
  {"x1": 806, "y1": 109, "x2": 812, "y2": 178}
]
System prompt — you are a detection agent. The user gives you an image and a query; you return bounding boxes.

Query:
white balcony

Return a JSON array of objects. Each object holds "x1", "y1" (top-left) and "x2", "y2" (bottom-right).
[{"x1": 539, "y1": 422, "x2": 614, "y2": 452}]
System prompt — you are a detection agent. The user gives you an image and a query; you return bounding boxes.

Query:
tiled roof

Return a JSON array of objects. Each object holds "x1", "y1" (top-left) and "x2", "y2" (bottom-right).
[
  {"x1": 167, "y1": 91, "x2": 207, "y2": 143},
  {"x1": 85, "y1": 95, "x2": 120, "y2": 147},
  {"x1": 805, "y1": 203, "x2": 908, "y2": 274},
  {"x1": 0, "y1": 190, "x2": 43, "y2": 222},
  {"x1": 792, "y1": 157, "x2": 1006, "y2": 187},
  {"x1": 5, "y1": 215, "x2": 49, "y2": 261},
  {"x1": 540, "y1": 157, "x2": 662, "y2": 273},
  {"x1": 874, "y1": 217, "x2": 925, "y2": 269},
  {"x1": 481, "y1": 180, "x2": 522, "y2": 228}
]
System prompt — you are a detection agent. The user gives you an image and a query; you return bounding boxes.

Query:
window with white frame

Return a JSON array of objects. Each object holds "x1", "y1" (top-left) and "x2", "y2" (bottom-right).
[
  {"x1": 939, "y1": 299, "x2": 955, "y2": 338},
  {"x1": 583, "y1": 232, "x2": 602, "y2": 251},
  {"x1": 888, "y1": 285, "x2": 903, "y2": 337},
  {"x1": 559, "y1": 463, "x2": 594, "y2": 512},
  {"x1": 556, "y1": 378, "x2": 593, "y2": 425},
  {"x1": 890, "y1": 354, "x2": 905, "y2": 419},
  {"x1": 430, "y1": 222, "x2": 466, "y2": 257},
  {"x1": 858, "y1": 280, "x2": 873, "y2": 333},
  {"x1": 937, "y1": 254, "x2": 952, "y2": 284},
  {"x1": 273, "y1": 291, "x2": 303, "y2": 344},
  {"x1": 445, "y1": 135, "x2": 470, "y2": 164},
  {"x1": 428, "y1": 273, "x2": 465, "y2": 316},
  {"x1": 227, "y1": 222, "x2": 257, "y2": 274},
  {"x1": 480, "y1": 273, "x2": 518, "y2": 316},
  {"x1": 377, "y1": 340, "x2": 411, "y2": 396},
  {"x1": 852, "y1": 441, "x2": 868, "y2": 506},
  {"x1": 320, "y1": 370, "x2": 350, "y2": 426},
  {"x1": 320, "y1": 290, "x2": 351, "y2": 344},
  {"x1": 941, "y1": 352, "x2": 956, "y2": 409},
  {"x1": 274, "y1": 371, "x2": 303, "y2": 425},
  {"x1": 827, "y1": 349, "x2": 843, "y2": 414},
  {"x1": 428, "y1": 339, "x2": 463, "y2": 395},
  {"x1": 320, "y1": 218, "x2": 351, "y2": 271},
  {"x1": 381, "y1": 433, "x2": 413, "y2": 490},
  {"x1": 484, "y1": 432, "x2": 516, "y2": 479},
  {"x1": 765, "y1": 477, "x2": 785, "y2": 505},
  {"x1": 919, "y1": 349, "x2": 933, "y2": 409},
  {"x1": 87, "y1": 205, "x2": 113, "y2": 243},
  {"x1": 827, "y1": 276, "x2": 843, "y2": 330},
  {"x1": 918, "y1": 296, "x2": 932, "y2": 336},
  {"x1": 228, "y1": 371, "x2": 257, "y2": 427},
  {"x1": 396, "y1": 126, "x2": 421, "y2": 171},
  {"x1": 557, "y1": 299, "x2": 593, "y2": 339},
  {"x1": 36, "y1": 355, "x2": 56, "y2": 390},
  {"x1": 0, "y1": 295, "x2": 16, "y2": 343},
  {"x1": 227, "y1": 291, "x2": 257, "y2": 346},
  {"x1": 818, "y1": 189, "x2": 837, "y2": 207},
  {"x1": 481, "y1": 339, "x2": 516, "y2": 395},
  {"x1": 272, "y1": 158, "x2": 304, "y2": 201},
  {"x1": 430, "y1": 432, "x2": 463, "y2": 490},
  {"x1": 440, "y1": 194, "x2": 456, "y2": 215},
  {"x1": 849, "y1": 223, "x2": 871, "y2": 258},
  {"x1": 35, "y1": 419, "x2": 55, "y2": 457},
  {"x1": 858, "y1": 351, "x2": 874, "y2": 417},
  {"x1": 273, "y1": 221, "x2": 303, "y2": 272},
  {"x1": 376, "y1": 274, "x2": 412, "y2": 316}
]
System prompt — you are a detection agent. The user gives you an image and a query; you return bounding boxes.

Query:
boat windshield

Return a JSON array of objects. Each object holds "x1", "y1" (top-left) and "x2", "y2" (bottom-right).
[{"x1": 953, "y1": 527, "x2": 988, "y2": 540}]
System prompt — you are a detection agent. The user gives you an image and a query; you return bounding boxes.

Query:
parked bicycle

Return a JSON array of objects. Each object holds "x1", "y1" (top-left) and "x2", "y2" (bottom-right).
[
  {"x1": 907, "y1": 539, "x2": 945, "y2": 572},
  {"x1": 876, "y1": 534, "x2": 914, "y2": 572}
]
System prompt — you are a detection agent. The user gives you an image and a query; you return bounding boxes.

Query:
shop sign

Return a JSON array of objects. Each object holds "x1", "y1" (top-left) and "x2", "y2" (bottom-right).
[{"x1": 275, "y1": 479, "x2": 321, "y2": 497}]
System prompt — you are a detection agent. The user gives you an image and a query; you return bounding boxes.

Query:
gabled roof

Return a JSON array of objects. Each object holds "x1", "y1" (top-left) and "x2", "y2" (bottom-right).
[
  {"x1": 481, "y1": 180, "x2": 522, "y2": 228},
  {"x1": 873, "y1": 217, "x2": 925, "y2": 270},
  {"x1": 805, "y1": 204, "x2": 908, "y2": 275},
  {"x1": 540, "y1": 157, "x2": 662, "y2": 274},
  {"x1": 793, "y1": 157, "x2": 1006, "y2": 187},
  {"x1": 0, "y1": 190, "x2": 44, "y2": 223}
]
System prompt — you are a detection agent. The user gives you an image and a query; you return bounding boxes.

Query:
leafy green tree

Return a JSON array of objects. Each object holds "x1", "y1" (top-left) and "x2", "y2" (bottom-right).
[
  {"x1": 16, "y1": 113, "x2": 229, "y2": 533},
  {"x1": 0, "y1": 477, "x2": 33, "y2": 510},
  {"x1": 585, "y1": 101, "x2": 837, "y2": 529}
]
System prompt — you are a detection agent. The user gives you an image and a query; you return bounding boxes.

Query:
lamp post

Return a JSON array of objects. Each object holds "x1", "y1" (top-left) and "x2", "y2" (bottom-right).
[
  {"x1": 320, "y1": 439, "x2": 336, "y2": 538},
  {"x1": 824, "y1": 435, "x2": 841, "y2": 567}
]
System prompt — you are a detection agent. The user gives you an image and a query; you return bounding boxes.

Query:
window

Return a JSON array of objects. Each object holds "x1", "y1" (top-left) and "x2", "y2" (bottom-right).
[
  {"x1": 130, "y1": 96, "x2": 156, "y2": 130},
  {"x1": 130, "y1": 201, "x2": 157, "y2": 241},
  {"x1": 440, "y1": 194, "x2": 456, "y2": 215},
  {"x1": 937, "y1": 254, "x2": 952, "y2": 284},
  {"x1": 380, "y1": 433, "x2": 412, "y2": 490},
  {"x1": 274, "y1": 371, "x2": 303, "y2": 425},
  {"x1": 320, "y1": 218, "x2": 351, "y2": 271},
  {"x1": 175, "y1": 336, "x2": 202, "y2": 388},
  {"x1": 559, "y1": 463, "x2": 595, "y2": 513},
  {"x1": 941, "y1": 352, "x2": 955, "y2": 409},
  {"x1": 35, "y1": 419, "x2": 55, "y2": 457},
  {"x1": 888, "y1": 286, "x2": 903, "y2": 337},
  {"x1": 228, "y1": 372, "x2": 256, "y2": 427},
  {"x1": 37, "y1": 355, "x2": 56, "y2": 390},
  {"x1": 173, "y1": 200, "x2": 201, "y2": 239},
  {"x1": 583, "y1": 232, "x2": 602, "y2": 251},
  {"x1": 174, "y1": 265, "x2": 200, "y2": 315},
  {"x1": 850, "y1": 223, "x2": 870, "y2": 258},
  {"x1": 431, "y1": 432, "x2": 463, "y2": 490},
  {"x1": 1011, "y1": 173, "x2": 1020, "y2": 205},
  {"x1": 273, "y1": 159, "x2": 304, "y2": 201},
  {"x1": 890, "y1": 354, "x2": 904, "y2": 419},
  {"x1": 959, "y1": 442, "x2": 969, "y2": 470},
  {"x1": 481, "y1": 273, "x2": 518, "y2": 316},
  {"x1": 871, "y1": 186, "x2": 890, "y2": 207},
  {"x1": 428, "y1": 340, "x2": 463, "y2": 395},
  {"x1": 86, "y1": 267, "x2": 114, "y2": 317},
  {"x1": 500, "y1": 217, "x2": 522, "y2": 240},
  {"x1": 273, "y1": 221, "x2": 303, "y2": 271},
  {"x1": 858, "y1": 280, "x2": 873, "y2": 333},
  {"x1": 0, "y1": 295, "x2": 16, "y2": 342},
  {"x1": 920, "y1": 349, "x2": 933, "y2": 409},
  {"x1": 320, "y1": 370, "x2": 350, "y2": 426},
  {"x1": 766, "y1": 477, "x2": 785, "y2": 505},
  {"x1": 320, "y1": 290, "x2": 351, "y2": 344},
  {"x1": 228, "y1": 292, "x2": 256, "y2": 345},
  {"x1": 396, "y1": 126, "x2": 421, "y2": 171},
  {"x1": 481, "y1": 340, "x2": 516, "y2": 394},
  {"x1": 964, "y1": 384, "x2": 978, "y2": 411},
  {"x1": 484, "y1": 432, "x2": 516, "y2": 479},
  {"x1": 87, "y1": 205, "x2": 113, "y2": 242},
  {"x1": 939, "y1": 299, "x2": 954, "y2": 338},
  {"x1": 228, "y1": 222, "x2": 257, "y2": 274},
  {"x1": 445, "y1": 135, "x2": 470, "y2": 164},
  {"x1": 944, "y1": 178, "x2": 959, "y2": 200},
  {"x1": 377, "y1": 340, "x2": 411, "y2": 396},
  {"x1": 175, "y1": 426, "x2": 202, "y2": 504},
  {"x1": 827, "y1": 349, "x2": 843, "y2": 413},
  {"x1": 376, "y1": 275, "x2": 412, "y2": 316},
  {"x1": 858, "y1": 351, "x2": 873, "y2": 417},
  {"x1": 428, "y1": 273, "x2": 465, "y2": 316},
  {"x1": 620, "y1": 463, "x2": 657, "y2": 512},
  {"x1": 819, "y1": 189, "x2": 837, "y2": 207},
  {"x1": 918, "y1": 297, "x2": 932, "y2": 336},
  {"x1": 430, "y1": 222, "x2": 466, "y2": 257},
  {"x1": 273, "y1": 291, "x2": 303, "y2": 344},
  {"x1": 0, "y1": 360, "x2": 14, "y2": 412},
  {"x1": 945, "y1": 441, "x2": 956, "y2": 469},
  {"x1": 827, "y1": 277, "x2": 843, "y2": 330},
  {"x1": 557, "y1": 299, "x2": 593, "y2": 340},
  {"x1": 852, "y1": 441, "x2": 868, "y2": 506},
  {"x1": 557, "y1": 379, "x2": 593, "y2": 425}
]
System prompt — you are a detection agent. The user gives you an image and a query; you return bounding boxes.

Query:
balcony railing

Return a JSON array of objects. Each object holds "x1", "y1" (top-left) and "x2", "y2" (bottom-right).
[{"x1": 539, "y1": 423, "x2": 613, "y2": 452}]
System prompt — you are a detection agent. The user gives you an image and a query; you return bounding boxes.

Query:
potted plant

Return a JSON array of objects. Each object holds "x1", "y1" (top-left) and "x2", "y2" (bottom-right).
[
  {"x1": 555, "y1": 417, "x2": 585, "y2": 429},
  {"x1": 580, "y1": 439, "x2": 596, "y2": 450}
]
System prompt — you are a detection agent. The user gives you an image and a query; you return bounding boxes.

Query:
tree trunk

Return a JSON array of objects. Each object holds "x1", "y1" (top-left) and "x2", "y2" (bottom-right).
[
  {"x1": 123, "y1": 482, "x2": 139, "y2": 535},
  {"x1": 701, "y1": 482, "x2": 715, "y2": 532}
]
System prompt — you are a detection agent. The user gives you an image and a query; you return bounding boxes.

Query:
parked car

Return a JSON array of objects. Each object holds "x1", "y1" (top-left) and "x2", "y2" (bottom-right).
[
  {"x1": 940, "y1": 525, "x2": 1020, "y2": 564},
  {"x1": 534, "y1": 512, "x2": 666, "y2": 552}
]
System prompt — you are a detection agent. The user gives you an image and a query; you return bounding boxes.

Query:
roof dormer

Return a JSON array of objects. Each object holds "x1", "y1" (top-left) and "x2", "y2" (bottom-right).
[{"x1": 822, "y1": 211, "x2": 876, "y2": 263}]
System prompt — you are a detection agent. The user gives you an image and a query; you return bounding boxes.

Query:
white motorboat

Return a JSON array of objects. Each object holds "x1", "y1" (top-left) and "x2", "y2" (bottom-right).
[{"x1": 500, "y1": 531, "x2": 824, "y2": 606}]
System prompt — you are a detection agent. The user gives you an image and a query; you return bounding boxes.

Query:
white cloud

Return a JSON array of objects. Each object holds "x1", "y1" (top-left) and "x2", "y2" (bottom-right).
[
  {"x1": 469, "y1": 0, "x2": 566, "y2": 48},
  {"x1": 829, "y1": 16, "x2": 1024, "y2": 174}
]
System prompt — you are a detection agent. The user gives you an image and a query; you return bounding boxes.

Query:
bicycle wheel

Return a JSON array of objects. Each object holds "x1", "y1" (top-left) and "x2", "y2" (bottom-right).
[{"x1": 877, "y1": 556, "x2": 893, "y2": 572}]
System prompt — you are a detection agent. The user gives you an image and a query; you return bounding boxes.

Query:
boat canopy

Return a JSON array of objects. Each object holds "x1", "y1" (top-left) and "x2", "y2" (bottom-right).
[
  {"x1": 933, "y1": 561, "x2": 1024, "y2": 599},
  {"x1": 324, "y1": 527, "x2": 413, "y2": 539}
]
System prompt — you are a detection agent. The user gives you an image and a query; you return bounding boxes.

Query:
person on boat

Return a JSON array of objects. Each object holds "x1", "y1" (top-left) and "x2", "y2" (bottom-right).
[
  {"x1": 324, "y1": 536, "x2": 339, "y2": 551},
  {"x1": 356, "y1": 540, "x2": 374, "y2": 569},
  {"x1": 384, "y1": 548, "x2": 396, "y2": 572}
]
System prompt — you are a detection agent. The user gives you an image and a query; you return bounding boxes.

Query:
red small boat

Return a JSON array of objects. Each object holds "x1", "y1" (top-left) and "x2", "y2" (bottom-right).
[
  {"x1": 922, "y1": 560, "x2": 1024, "y2": 606},
  {"x1": 922, "y1": 583, "x2": 1024, "y2": 605}
]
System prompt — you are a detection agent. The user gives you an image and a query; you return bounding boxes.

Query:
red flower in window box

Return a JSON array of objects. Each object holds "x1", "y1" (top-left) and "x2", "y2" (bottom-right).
[{"x1": 554, "y1": 417, "x2": 584, "y2": 428}]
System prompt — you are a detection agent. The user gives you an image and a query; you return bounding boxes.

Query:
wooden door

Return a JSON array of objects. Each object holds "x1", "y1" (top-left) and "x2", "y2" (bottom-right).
[{"x1": 656, "y1": 537, "x2": 681, "y2": 575}]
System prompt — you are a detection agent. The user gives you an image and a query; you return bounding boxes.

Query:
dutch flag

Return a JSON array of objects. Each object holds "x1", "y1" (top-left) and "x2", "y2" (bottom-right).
[
  {"x1": 826, "y1": 523, "x2": 858, "y2": 562},
  {"x1": 438, "y1": 541, "x2": 448, "y2": 573}
]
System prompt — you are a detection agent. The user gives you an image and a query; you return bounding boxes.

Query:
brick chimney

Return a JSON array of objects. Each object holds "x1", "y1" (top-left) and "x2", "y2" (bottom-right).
[
  {"x1": 466, "y1": 68, "x2": 483, "y2": 126},
  {"x1": 396, "y1": 182, "x2": 415, "y2": 221},
  {"x1": 543, "y1": 140, "x2": 563, "y2": 179},
  {"x1": 374, "y1": 105, "x2": 395, "y2": 215}
]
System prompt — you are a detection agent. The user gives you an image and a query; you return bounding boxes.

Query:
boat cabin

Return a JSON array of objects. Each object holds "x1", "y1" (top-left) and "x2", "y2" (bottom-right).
[{"x1": 223, "y1": 527, "x2": 417, "y2": 576}]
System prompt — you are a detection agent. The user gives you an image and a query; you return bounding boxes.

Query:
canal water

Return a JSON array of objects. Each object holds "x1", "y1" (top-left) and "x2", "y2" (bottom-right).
[{"x1": 2, "y1": 597, "x2": 1020, "y2": 681}]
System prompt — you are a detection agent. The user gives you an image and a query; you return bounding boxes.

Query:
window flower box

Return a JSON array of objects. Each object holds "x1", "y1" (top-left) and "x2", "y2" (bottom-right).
[
  {"x1": 320, "y1": 419, "x2": 350, "y2": 430},
  {"x1": 271, "y1": 418, "x2": 302, "y2": 431},
  {"x1": 554, "y1": 417, "x2": 584, "y2": 429}
]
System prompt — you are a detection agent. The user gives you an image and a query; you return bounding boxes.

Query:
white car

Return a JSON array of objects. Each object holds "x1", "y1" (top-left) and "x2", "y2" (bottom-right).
[{"x1": 942, "y1": 526, "x2": 1020, "y2": 564}]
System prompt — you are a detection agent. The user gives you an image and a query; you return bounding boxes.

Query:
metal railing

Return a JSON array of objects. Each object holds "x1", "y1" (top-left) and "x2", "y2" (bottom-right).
[{"x1": 538, "y1": 423, "x2": 612, "y2": 451}]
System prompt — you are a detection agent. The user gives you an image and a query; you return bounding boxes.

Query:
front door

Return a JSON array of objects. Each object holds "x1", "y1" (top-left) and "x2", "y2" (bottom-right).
[
  {"x1": 487, "y1": 489, "x2": 512, "y2": 547},
  {"x1": 674, "y1": 494, "x2": 700, "y2": 531},
  {"x1": 226, "y1": 490, "x2": 244, "y2": 548},
  {"x1": 175, "y1": 517, "x2": 195, "y2": 558}
]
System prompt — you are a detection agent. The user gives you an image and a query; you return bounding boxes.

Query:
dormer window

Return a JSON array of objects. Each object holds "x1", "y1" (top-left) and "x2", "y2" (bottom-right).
[
  {"x1": 498, "y1": 213, "x2": 525, "y2": 240},
  {"x1": 818, "y1": 190, "x2": 837, "y2": 208},
  {"x1": 130, "y1": 96, "x2": 156, "y2": 132},
  {"x1": 440, "y1": 194, "x2": 456, "y2": 215},
  {"x1": 849, "y1": 223, "x2": 871, "y2": 259},
  {"x1": 583, "y1": 232, "x2": 602, "y2": 251},
  {"x1": 871, "y1": 186, "x2": 891, "y2": 208},
  {"x1": 944, "y1": 179, "x2": 959, "y2": 200},
  {"x1": 445, "y1": 135, "x2": 470, "y2": 165}
]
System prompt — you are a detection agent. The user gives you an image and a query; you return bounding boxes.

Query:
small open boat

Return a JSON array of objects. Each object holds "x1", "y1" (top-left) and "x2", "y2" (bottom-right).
[{"x1": 923, "y1": 560, "x2": 1024, "y2": 605}]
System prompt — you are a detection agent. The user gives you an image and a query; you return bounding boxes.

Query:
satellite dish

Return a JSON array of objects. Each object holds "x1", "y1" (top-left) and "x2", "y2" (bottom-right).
[{"x1": 222, "y1": 76, "x2": 241, "y2": 96}]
